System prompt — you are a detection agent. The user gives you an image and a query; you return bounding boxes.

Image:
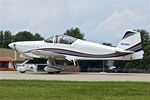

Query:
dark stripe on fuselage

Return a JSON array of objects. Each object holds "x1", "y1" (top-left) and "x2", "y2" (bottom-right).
[{"x1": 37, "y1": 48, "x2": 129, "y2": 58}]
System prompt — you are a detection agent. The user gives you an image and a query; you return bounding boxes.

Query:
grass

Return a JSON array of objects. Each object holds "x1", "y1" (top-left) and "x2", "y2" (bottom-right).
[{"x1": 0, "y1": 80, "x2": 150, "y2": 100}]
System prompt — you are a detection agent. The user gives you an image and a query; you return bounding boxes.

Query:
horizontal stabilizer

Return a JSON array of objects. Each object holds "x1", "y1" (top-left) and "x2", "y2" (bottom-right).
[{"x1": 115, "y1": 49, "x2": 133, "y2": 54}]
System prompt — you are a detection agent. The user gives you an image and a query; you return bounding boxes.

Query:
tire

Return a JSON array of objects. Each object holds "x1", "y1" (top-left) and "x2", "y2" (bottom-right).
[
  {"x1": 20, "y1": 71, "x2": 26, "y2": 73},
  {"x1": 48, "y1": 72, "x2": 54, "y2": 74}
]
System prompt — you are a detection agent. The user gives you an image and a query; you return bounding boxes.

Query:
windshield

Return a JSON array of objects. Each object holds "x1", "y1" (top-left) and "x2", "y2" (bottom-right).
[
  {"x1": 55, "y1": 35, "x2": 77, "y2": 44},
  {"x1": 44, "y1": 36, "x2": 54, "y2": 43},
  {"x1": 44, "y1": 35, "x2": 77, "y2": 44}
]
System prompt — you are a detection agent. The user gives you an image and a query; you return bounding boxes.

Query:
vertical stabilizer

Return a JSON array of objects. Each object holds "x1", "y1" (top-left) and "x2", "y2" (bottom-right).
[{"x1": 116, "y1": 30, "x2": 144, "y2": 60}]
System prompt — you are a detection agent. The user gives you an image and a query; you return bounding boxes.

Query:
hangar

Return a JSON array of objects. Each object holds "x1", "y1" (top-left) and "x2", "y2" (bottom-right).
[
  {"x1": 0, "y1": 48, "x2": 20, "y2": 71},
  {"x1": 0, "y1": 57, "x2": 16, "y2": 71},
  {"x1": 0, "y1": 48, "x2": 20, "y2": 60}
]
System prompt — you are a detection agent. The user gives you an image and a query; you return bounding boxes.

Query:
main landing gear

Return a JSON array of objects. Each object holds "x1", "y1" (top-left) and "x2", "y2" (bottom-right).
[{"x1": 44, "y1": 59, "x2": 63, "y2": 74}]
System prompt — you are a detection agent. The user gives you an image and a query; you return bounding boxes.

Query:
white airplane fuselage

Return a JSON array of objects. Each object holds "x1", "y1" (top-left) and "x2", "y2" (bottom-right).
[
  {"x1": 9, "y1": 30, "x2": 144, "y2": 62},
  {"x1": 10, "y1": 39, "x2": 122, "y2": 60}
]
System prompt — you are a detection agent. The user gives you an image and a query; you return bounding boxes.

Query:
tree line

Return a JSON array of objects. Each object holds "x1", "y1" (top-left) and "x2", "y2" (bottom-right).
[{"x1": 0, "y1": 31, "x2": 43, "y2": 48}]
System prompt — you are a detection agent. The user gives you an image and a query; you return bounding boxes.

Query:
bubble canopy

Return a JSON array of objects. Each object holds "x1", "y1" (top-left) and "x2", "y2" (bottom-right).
[{"x1": 44, "y1": 35, "x2": 77, "y2": 44}]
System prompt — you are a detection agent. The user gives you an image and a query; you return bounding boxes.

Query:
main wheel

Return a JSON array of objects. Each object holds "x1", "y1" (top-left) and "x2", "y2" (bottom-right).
[
  {"x1": 48, "y1": 72, "x2": 54, "y2": 74},
  {"x1": 20, "y1": 71, "x2": 26, "y2": 73}
]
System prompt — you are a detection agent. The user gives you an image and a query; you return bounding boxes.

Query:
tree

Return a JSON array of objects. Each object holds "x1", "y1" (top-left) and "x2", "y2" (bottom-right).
[
  {"x1": 33, "y1": 33, "x2": 44, "y2": 41},
  {"x1": 139, "y1": 29, "x2": 150, "y2": 48},
  {"x1": 0, "y1": 31, "x2": 13, "y2": 48},
  {"x1": 14, "y1": 31, "x2": 34, "y2": 42},
  {"x1": 0, "y1": 30, "x2": 43, "y2": 49},
  {"x1": 136, "y1": 29, "x2": 150, "y2": 69},
  {"x1": 0, "y1": 31, "x2": 4, "y2": 48},
  {"x1": 14, "y1": 31, "x2": 43, "y2": 42},
  {"x1": 64, "y1": 27, "x2": 85, "y2": 40},
  {"x1": 102, "y1": 42, "x2": 113, "y2": 47}
]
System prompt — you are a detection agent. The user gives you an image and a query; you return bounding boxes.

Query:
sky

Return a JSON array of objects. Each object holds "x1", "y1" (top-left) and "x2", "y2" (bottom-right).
[{"x1": 0, "y1": 0, "x2": 150, "y2": 45}]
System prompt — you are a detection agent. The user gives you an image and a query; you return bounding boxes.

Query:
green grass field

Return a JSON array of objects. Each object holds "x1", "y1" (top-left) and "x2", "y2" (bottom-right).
[{"x1": 0, "y1": 80, "x2": 150, "y2": 100}]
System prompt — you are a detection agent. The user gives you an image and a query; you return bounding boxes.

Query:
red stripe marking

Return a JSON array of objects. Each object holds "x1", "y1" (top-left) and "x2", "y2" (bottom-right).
[{"x1": 126, "y1": 42, "x2": 141, "y2": 51}]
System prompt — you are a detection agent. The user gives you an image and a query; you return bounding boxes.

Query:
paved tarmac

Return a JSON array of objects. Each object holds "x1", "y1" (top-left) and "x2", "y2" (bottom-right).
[{"x1": 0, "y1": 71, "x2": 150, "y2": 82}]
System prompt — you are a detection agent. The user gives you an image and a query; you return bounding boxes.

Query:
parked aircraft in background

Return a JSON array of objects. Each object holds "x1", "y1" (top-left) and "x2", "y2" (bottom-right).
[{"x1": 9, "y1": 30, "x2": 144, "y2": 73}]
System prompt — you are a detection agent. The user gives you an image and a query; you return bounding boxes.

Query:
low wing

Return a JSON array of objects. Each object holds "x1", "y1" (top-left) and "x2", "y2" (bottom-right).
[
  {"x1": 29, "y1": 49, "x2": 65, "y2": 59},
  {"x1": 19, "y1": 53, "x2": 40, "y2": 59}
]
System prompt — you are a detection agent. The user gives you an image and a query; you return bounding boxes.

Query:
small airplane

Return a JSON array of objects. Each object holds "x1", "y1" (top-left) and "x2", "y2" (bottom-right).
[{"x1": 9, "y1": 30, "x2": 144, "y2": 73}]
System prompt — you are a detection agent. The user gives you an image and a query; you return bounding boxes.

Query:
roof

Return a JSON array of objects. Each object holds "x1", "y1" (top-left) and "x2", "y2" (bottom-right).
[{"x1": 0, "y1": 57, "x2": 15, "y2": 62}]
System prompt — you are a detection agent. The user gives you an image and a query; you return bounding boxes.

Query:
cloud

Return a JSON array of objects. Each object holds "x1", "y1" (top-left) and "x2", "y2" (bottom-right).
[
  {"x1": 67, "y1": 1, "x2": 89, "y2": 16},
  {"x1": 85, "y1": 9, "x2": 149, "y2": 45},
  {"x1": 95, "y1": 9, "x2": 138, "y2": 34},
  {"x1": 2, "y1": 2, "x2": 63, "y2": 27},
  {"x1": 1, "y1": 0, "x2": 90, "y2": 36}
]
